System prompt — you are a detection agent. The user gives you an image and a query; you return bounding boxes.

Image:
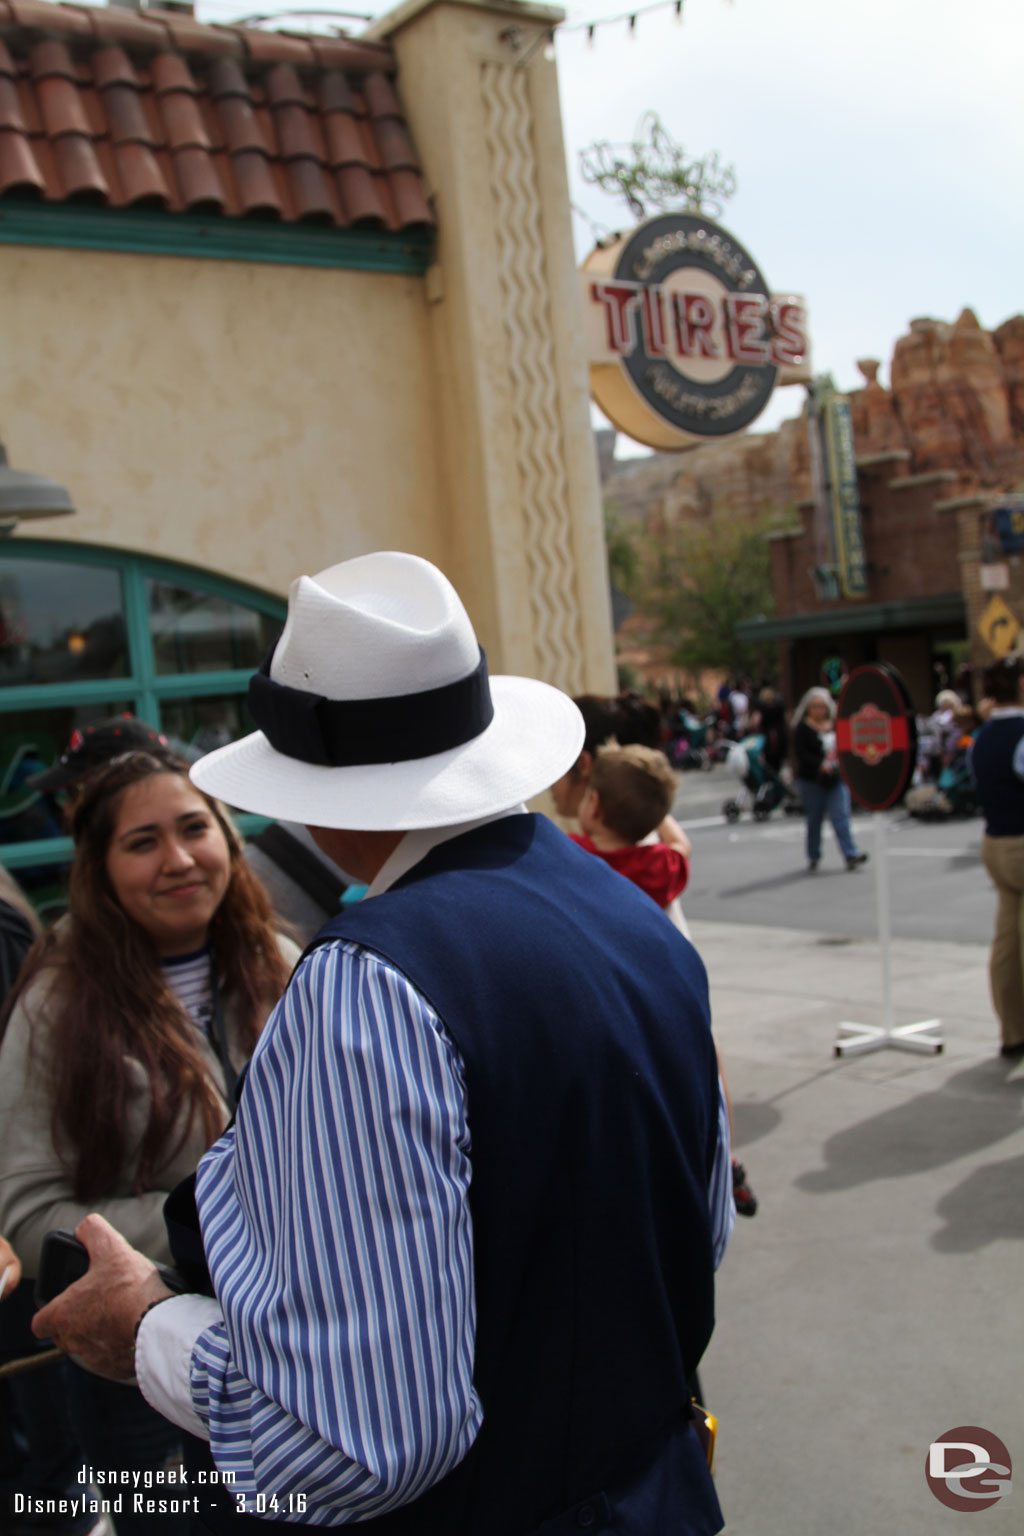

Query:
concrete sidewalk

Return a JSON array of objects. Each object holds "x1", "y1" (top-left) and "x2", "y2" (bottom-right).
[{"x1": 690, "y1": 919, "x2": 1023, "y2": 1535}]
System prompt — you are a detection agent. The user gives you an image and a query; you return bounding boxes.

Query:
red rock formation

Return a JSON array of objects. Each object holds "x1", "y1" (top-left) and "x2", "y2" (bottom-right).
[
  {"x1": 994, "y1": 316, "x2": 1024, "y2": 436},
  {"x1": 855, "y1": 309, "x2": 1023, "y2": 487},
  {"x1": 849, "y1": 358, "x2": 908, "y2": 455}
]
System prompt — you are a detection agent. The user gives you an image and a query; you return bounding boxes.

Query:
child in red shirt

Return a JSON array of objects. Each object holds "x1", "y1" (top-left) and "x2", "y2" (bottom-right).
[
  {"x1": 569, "y1": 741, "x2": 757, "y2": 1217},
  {"x1": 570, "y1": 743, "x2": 689, "y2": 909}
]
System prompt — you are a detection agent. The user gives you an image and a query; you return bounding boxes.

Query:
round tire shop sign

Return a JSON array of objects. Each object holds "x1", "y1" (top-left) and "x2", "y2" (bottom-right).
[
  {"x1": 835, "y1": 664, "x2": 917, "y2": 810},
  {"x1": 581, "y1": 211, "x2": 810, "y2": 450}
]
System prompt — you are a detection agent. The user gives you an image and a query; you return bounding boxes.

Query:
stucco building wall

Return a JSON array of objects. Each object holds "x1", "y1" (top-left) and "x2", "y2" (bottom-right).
[
  {"x1": 1, "y1": 246, "x2": 447, "y2": 588},
  {"x1": 0, "y1": 0, "x2": 614, "y2": 696}
]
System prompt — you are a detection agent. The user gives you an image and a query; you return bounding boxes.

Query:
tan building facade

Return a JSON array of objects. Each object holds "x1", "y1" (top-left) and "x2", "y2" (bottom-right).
[
  {"x1": 0, "y1": 0, "x2": 613, "y2": 885},
  {"x1": 0, "y1": 0, "x2": 612, "y2": 686}
]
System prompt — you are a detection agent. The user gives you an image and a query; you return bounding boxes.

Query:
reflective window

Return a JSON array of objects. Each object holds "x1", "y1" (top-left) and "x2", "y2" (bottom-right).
[
  {"x1": 158, "y1": 693, "x2": 256, "y2": 762},
  {"x1": 0, "y1": 560, "x2": 127, "y2": 684},
  {"x1": 148, "y1": 580, "x2": 280, "y2": 676},
  {"x1": 0, "y1": 701, "x2": 135, "y2": 829}
]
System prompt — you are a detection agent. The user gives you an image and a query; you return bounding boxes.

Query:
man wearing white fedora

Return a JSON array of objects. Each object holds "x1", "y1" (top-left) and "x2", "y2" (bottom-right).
[{"x1": 34, "y1": 552, "x2": 727, "y2": 1536}]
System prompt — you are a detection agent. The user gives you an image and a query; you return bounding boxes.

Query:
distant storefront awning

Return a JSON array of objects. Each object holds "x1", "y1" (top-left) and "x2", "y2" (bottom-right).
[{"x1": 736, "y1": 593, "x2": 966, "y2": 644}]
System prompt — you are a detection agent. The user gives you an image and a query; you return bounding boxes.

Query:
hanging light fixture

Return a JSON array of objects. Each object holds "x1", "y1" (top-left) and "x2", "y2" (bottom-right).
[{"x1": 0, "y1": 439, "x2": 76, "y2": 521}]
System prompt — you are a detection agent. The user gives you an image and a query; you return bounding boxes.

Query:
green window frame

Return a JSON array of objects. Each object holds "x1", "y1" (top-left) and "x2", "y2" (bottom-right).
[{"x1": 0, "y1": 539, "x2": 286, "y2": 876}]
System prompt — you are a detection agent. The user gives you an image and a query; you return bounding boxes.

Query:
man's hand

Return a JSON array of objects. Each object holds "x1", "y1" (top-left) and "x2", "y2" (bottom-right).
[
  {"x1": 0, "y1": 1234, "x2": 21, "y2": 1300},
  {"x1": 31, "y1": 1214, "x2": 172, "y2": 1380}
]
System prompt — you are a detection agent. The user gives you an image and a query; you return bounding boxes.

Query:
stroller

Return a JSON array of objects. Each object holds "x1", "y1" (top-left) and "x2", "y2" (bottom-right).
[
  {"x1": 668, "y1": 710, "x2": 714, "y2": 772},
  {"x1": 722, "y1": 734, "x2": 803, "y2": 823},
  {"x1": 906, "y1": 732, "x2": 979, "y2": 819}
]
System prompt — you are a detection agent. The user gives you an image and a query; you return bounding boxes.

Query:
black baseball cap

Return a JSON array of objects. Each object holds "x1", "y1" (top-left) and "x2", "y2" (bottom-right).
[{"x1": 26, "y1": 716, "x2": 178, "y2": 793}]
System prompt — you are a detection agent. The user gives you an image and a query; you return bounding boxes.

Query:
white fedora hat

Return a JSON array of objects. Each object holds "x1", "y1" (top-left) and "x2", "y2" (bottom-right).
[{"x1": 190, "y1": 551, "x2": 585, "y2": 830}]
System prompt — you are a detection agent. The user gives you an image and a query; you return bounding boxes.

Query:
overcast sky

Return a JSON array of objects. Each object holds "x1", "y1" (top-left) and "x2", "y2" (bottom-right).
[{"x1": 190, "y1": 0, "x2": 1022, "y2": 443}]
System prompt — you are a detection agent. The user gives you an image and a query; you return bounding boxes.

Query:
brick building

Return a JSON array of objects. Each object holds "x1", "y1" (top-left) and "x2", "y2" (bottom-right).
[{"x1": 738, "y1": 448, "x2": 996, "y2": 711}]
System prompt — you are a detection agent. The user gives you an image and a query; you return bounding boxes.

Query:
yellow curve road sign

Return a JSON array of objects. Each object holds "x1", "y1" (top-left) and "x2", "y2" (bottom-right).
[{"x1": 979, "y1": 595, "x2": 1021, "y2": 658}]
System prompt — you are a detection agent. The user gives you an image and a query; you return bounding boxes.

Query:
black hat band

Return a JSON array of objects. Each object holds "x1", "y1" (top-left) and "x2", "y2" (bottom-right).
[{"x1": 248, "y1": 645, "x2": 495, "y2": 767}]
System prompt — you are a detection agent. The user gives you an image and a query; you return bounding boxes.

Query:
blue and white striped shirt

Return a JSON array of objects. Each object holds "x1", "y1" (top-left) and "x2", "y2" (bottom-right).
[
  {"x1": 138, "y1": 824, "x2": 733, "y2": 1525},
  {"x1": 191, "y1": 941, "x2": 481, "y2": 1522}
]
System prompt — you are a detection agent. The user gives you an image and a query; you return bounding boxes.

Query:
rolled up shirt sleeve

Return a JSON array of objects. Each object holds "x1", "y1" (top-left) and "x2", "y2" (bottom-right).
[
  {"x1": 178, "y1": 941, "x2": 480, "y2": 1524},
  {"x1": 709, "y1": 1076, "x2": 735, "y2": 1269}
]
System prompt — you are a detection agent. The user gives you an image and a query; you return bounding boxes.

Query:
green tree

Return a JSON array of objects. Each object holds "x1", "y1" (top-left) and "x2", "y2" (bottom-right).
[
  {"x1": 580, "y1": 112, "x2": 736, "y2": 221},
  {"x1": 643, "y1": 512, "x2": 776, "y2": 680},
  {"x1": 604, "y1": 500, "x2": 641, "y2": 593}
]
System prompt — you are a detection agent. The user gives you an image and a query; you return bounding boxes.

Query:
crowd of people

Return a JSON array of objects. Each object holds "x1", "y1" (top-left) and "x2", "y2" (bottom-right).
[{"x1": 0, "y1": 552, "x2": 1019, "y2": 1536}]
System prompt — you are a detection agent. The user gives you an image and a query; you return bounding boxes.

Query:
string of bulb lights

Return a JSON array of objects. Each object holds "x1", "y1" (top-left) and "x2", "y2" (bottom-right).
[
  {"x1": 201, "y1": 0, "x2": 688, "y2": 44},
  {"x1": 562, "y1": 0, "x2": 686, "y2": 41}
]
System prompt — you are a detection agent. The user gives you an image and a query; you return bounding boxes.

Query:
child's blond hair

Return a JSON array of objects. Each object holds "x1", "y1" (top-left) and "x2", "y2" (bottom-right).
[{"x1": 588, "y1": 742, "x2": 678, "y2": 843}]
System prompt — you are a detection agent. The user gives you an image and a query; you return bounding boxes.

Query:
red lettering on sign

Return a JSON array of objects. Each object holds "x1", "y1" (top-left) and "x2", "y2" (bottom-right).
[
  {"x1": 724, "y1": 294, "x2": 770, "y2": 364},
  {"x1": 769, "y1": 299, "x2": 807, "y2": 366},
  {"x1": 640, "y1": 287, "x2": 670, "y2": 357},
  {"x1": 591, "y1": 282, "x2": 639, "y2": 354},
  {"x1": 672, "y1": 292, "x2": 720, "y2": 359}
]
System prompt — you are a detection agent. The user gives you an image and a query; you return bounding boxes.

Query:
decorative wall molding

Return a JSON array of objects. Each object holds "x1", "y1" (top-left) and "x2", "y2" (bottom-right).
[{"x1": 481, "y1": 58, "x2": 586, "y2": 694}]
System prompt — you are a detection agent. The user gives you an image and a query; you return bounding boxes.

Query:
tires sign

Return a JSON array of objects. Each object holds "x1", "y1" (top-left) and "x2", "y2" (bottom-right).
[
  {"x1": 581, "y1": 212, "x2": 811, "y2": 450},
  {"x1": 836, "y1": 664, "x2": 916, "y2": 810}
]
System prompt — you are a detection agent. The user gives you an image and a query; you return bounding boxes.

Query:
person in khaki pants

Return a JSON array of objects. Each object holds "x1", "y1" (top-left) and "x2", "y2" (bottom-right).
[{"x1": 971, "y1": 656, "x2": 1024, "y2": 1057}]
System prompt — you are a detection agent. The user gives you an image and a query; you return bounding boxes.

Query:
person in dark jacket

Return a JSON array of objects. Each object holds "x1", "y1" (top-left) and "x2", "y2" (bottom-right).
[
  {"x1": 791, "y1": 687, "x2": 868, "y2": 872},
  {"x1": 34, "y1": 553, "x2": 726, "y2": 1536},
  {"x1": 969, "y1": 655, "x2": 1024, "y2": 1057}
]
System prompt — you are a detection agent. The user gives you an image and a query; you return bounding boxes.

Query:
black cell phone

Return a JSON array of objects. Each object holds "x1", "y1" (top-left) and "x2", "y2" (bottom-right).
[{"x1": 34, "y1": 1229, "x2": 90, "y2": 1308}]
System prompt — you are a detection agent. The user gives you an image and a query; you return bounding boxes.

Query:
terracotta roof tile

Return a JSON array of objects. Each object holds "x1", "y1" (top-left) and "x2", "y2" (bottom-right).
[
  {"x1": 362, "y1": 72, "x2": 402, "y2": 121},
  {"x1": 172, "y1": 142, "x2": 223, "y2": 212},
  {"x1": 265, "y1": 62, "x2": 309, "y2": 108},
  {"x1": 273, "y1": 101, "x2": 321, "y2": 162},
  {"x1": 240, "y1": 30, "x2": 314, "y2": 68},
  {"x1": 323, "y1": 109, "x2": 364, "y2": 168},
  {"x1": 0, "y1": 2, "x2": 434, "y2": 236},
  {"x1": 159, "y1": 15, "x2": 240, "y2": 59},
  {"x1": 215, "y1": 92, "x2": 265, "y2": 154},
  {"x1": 29, "y1": 37, "x2": 76, "y2": 81},
  {"x1": 374, "y1": 115, "x2": 417, "y2": 171},
  {"x1": 91, "y1": 45, "x2": 138, "y2": 91},
  {"x1": 335, "y1": 162, "x2": 387, "y2": 228},
  {"x1": 0, "y1": 72, "x2": 24, "y2": 130},
  {"x1": 151, "y1": 51, "x2": 199, "y2": 96},
  {"x1": 114, "y1": 138, "x2": 166, "y2": 205},
  {"x1": 159, "y1": 88, "x2": 208, "y2": 151},
  {"x1": 388, "y1": 166, "x2": 434, "y2": 229},
  {"x1": 207, "y1": 56, "x2": 248, "y2": 100},
  {"x1": 53, "y1": 130, "x2": 107, "y2": 200},
  {"x1": 232, "y1": 146, "x2": 281, "y2": 218},
  {"x1": 286, "y1": 154, "x2": 335, "y2": 223},
  {"x1": 103, "y1": 82, "x2": 151, "y2": 146},
  {"x1": 83, "y1": 8, "x2": 172, "y2": 51},
  {"x1": 8, "y1": 0, "x2": 91, "y2": 37},
  {"x1": 319, "y1": 70, "x2": 359, "y2": 117},
  {"x1": 0, "y1": 122, "x2": 43, "y2": 194},
  {"x1": 37, "y1": 73, "x2": 90, "y2": 137}
]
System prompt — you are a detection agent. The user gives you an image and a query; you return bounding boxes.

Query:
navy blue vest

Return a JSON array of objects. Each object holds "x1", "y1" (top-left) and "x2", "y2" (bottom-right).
[
  {"x1": 971, "y1": 715, "x2": 1024, "y2": 836},
  {"x1": 183, "y1": 815, "x2": 722, "y2": 1536}
]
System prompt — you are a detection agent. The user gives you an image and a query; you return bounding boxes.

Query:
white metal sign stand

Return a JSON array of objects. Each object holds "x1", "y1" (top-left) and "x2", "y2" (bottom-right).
[{"x1": 835, "y1": 812, "x2": 943, "y2": 1057}]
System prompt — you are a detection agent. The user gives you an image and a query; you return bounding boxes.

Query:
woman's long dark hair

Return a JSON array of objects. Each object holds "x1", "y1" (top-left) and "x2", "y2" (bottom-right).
[{"x1": 2, "y1": 753, "x2": 291, "y2": 1201}]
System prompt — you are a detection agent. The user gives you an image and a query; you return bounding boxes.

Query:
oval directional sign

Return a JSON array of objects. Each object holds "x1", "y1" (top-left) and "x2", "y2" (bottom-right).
[{"x1": 835, "y1": 663, "x2": 917, "y2": 810}]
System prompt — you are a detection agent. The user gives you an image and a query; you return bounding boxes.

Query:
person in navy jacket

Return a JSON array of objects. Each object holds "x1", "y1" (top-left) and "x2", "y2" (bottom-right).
[
  {"x1": 971, "y1": 655, "x2": 1024, "y2": 1057},
  {"x1": 33, "y1": 552, "x2": 726, "y2": 1536}
]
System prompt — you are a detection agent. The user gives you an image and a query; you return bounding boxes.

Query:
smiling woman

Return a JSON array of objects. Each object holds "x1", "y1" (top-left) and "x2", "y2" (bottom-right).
[
  {"x1": 0, "y1": 752, "x2": 299, "y2": 1536},
  {"x1": 105, "y1": 775, "x2": 233, "y2": 957}
]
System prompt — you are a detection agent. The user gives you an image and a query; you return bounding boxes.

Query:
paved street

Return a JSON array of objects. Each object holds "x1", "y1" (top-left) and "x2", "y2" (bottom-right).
[
  {"x1": 673, "y1": 764, "x2": 994, "y2": 945},
  {"x1": 664, "y1": 769, "x2": 1023, "y2": 1533}
]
